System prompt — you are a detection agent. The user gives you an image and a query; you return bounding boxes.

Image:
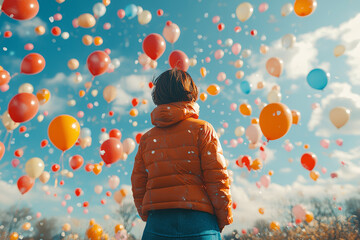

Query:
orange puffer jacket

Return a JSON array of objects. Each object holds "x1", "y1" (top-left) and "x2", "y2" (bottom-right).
[{"x1": 131, "y1": 101, "x2": 233, "y2": 229}]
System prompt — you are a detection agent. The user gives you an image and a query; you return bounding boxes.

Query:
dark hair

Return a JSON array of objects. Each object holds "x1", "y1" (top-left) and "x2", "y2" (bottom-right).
[{"x1": 151, "y1": 68, "x2": 198, "y2": 105}]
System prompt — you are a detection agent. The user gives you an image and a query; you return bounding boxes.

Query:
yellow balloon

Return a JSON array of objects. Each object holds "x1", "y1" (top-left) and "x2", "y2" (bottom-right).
[
  {"x1": 138, "y1": 10, "x2": 152, "y2": 25},
  {"x1": 206, "y1": 84, "x2": 220, "y2": 96},
  {"x1": 334, "y1": 45, "x2": 345, "y2": 57},
  {"x1": 48, "y1": 115, "x2": 80, "y2": 152},
  {"x1": 236, "y1": 2, "x2": 254, "y2": 22},
  {"x1": 78, "y1": 13, "x2": 96, "y2": 28},
  {"x1": 25, "y1": 157, "x2": 45, "y2": 178},
  {"x1": 2, "y1": 110, "x2": 20, "y2": 131},
  {"x1": 103, "y1": 85, "x2": 117, "y2": 103},
  {"x1": 39, "y1": 171, "x2": 50, "y2": 184},
  {"x1": 82, "y1": 35, "x2": 93, "y2": 46},
  {"x1": 329, "y1": 107, "x2": 350, "y2": 129}
]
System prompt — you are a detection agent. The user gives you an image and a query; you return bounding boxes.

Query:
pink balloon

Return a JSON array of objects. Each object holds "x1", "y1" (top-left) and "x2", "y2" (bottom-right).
[
  {"x1": 212, "y1": 16, "x2": 220, "y2": 24},
  {"x1": 43, "y1": 111, "x2": 48, "y2": 116},
  {"x1": 162, "y1": 22, "x2": 180, "y2": 44},
  {"x1": 205, "y1": 57, "x2": 211, "y2": 63},
  {"x1": 217, "y1": 39, "x2": 222, "y2": 45},
  {"x1": 77, "y1": 111, "x2": 84, "y2": 118},
  {"x1": 117, "y1": 9, "x2": 125, "y2": 19},
  {"x1": 260, "y1": 151, "x2": 267, "y2": 161},
  {"x1": 61, "y1": 201, "x2": 66, "y2": 207},
  {"x1": 223, "y1": 122, "x2": 228, "y2": 128},
  {"x1": 83, "y1": 209, "x2": 89, "y2": 214},
  {"x1": 67, "y1": 206, "x2": 73, "y2": 214},
  {"x1": 217, "y1": 72, "x2": 226, "y2": 81},
  {"x1": 24, "y1": 43, "x2": 34, "y2": 51},
  {"x1": 245, "y1": 124, "x2": 262, "y2": 145},
  {"x1": 255, "y1": 181, "x2": 261, "y2": 189},
  {"x1": 103, "y1": 23, "x2": 111, "y2": 30},
  {"x1": 72, "y1": 18, "x2": 79, "y2": 28},
  {"x1": 54, "y1": 13, "x2": 62, "y2": 21},
  {"x1": 104, "y1": 48, "x2": 111, "y2": 55},
  {"x1": 331, "y1": 172, "x2": 338, "y2": 178},
  {"x1": 230, "y1": 139, "x2": 238, "y2": 148},
  {"x1": 260, "y1": 175, "x2": 270, "y2": 188},
  {"x1": 230, "y1": 103, "x2": 237, "y2": 111},
  {"x1": 258, "y1": 3, "x2": 269, "y2": 13},
  {"x1": 254, "y1": 98, "x2": 261, "y2": 105},
  {"x1": 336, "y1": 139, "x2": 343, "y2": 146},
  {"x1": 64, "y1": 194, "x2": 71, "y2": 200},
  {"x1": 0, "y1": 84, "x2": 9, "y2": 92},
  {"x1": 214, "y1": 49, "x2": 224, "y2": 60},
  {"x1": 36, "y1": 212, "x2": 41, "y2": 218},
  {"x1": 237, "y1": 138, "x2": 244, "y2": 144},
  {"x1": 11, "y1": 159, "x2": 20, "y2": 168},
  {"x1": 292, "y1": 205, "x2": 306, "y2": 220},
  {"x1": 253, "y1": 227, "x2": 259, "y2": 235},
  {"x1": 312, "y1": 103, "x2": 320, "y2": 109},
  {"x1": 284, "y1": 142, "x2": 294, "y2": 152},
  {"x1": 231, "y1": 43, "x2": 242, "y2": 55},
  {"x1": 223, "y1": 140, "x2": 228, "y2": 145},
  {"x1": 320, "y1": 139, "x2": 330, "y2": 149},
  {"x1": 321, "y1": 167, "x2": 327, "y2": 174}
]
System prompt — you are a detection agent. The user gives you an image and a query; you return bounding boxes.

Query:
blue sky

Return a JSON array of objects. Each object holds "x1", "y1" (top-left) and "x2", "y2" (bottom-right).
[{"x1": 1, "y1": 0, "x2": 360, "y2": 238}]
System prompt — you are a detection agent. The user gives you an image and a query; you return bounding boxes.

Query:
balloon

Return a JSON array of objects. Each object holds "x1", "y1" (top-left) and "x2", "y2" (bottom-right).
[
  {"x1": 206, "y1": 84, "x2": 220, "y2": 96},
  {"x1": 231, "y1": 43, "x2": 241, "y2": 55},
  {"x1": 306, "y1": 68, "x2": 329, "y2": 90},
  {"x1": 245, "y1": 124, "x2": 262, "y2": 144},
  {"x1": 2, "y1": 110, "x2": 20, "y2": 131},
  {"x1": 103, "y1": 85, "x2": 117, "y2": 103},
  {"x1": 310, "y1": 170, "x2": 319, "y2": 181},
  {"x1": 68, "y1": 59, "x2": 79, "y2": 70},
  {"x1": 143, "y1": 34, "x2": 166, "y2": 60},
  {"x1": 82, "y1": 35, "x2": 93, "y2": 46},
  {"x1": 17, "y1": 175, "x2": 34, "y2": 194},
  {"x1": 8, "y1": 93, "x2": 39, "y2": 123},
  {"x1": 240, "y1": 81, "x2": 251, "y2": 94},
  {"x1": 21, "y1": 53, "x2": 46, "y2": 74},
  {"x1": 79, "y1": 136, "x2": 92, "y2": 149},
  {"x1": 80, "y1": 128, "x2": 91, "y2": 139},
  {"x1": 78, "y1": 13, "x2": 96, "y2": 28},
  {"x1": 320, "y1": 139, "x2": 330, "y2": 149},
  {"x1": 235, "y1": 126, "x2": 245, "y2": 137},
  {"x1": 94, "y1": 185, "x2": 103, "y2": 194},
  {"x1": 291, "y1": 110, "x2": 301, "y2": 124},
  {"x1": 34, "y1": 25, "x2": 45, "y2": 35},
  {"x1": 234, "y1": 59, "x2": 243, "y2": 68},
  {"x1": 163, "y1": 22, "x2": 180, "y2": 44},
  {"x1": 36, "y1": 89, "x2": 51, "y2": 105},
  {"x1": 39, "y1": 171, "x2": 50, "y2": 183},
  {"x1": 259, "y1": 103, "x2": 292, "y2": 141},
  {"x1": 239, "y1": 103, "x2": 252, "y2": 116},
  {"x1": 63, "y1": 223, "x2": 71, "y2": 232},
  {"x1": 281, "y1": 3, "x2": 293, "y2": 16},
  {"x1": 70, "y1": 155, "x2": 84, "y2": 170},
  {"x1": 2, "y1": 0, "x2": 39, "y2": 20},
  {"x1": 199, "y1": 92, "x2": 207, "y2": 102},
  {"x1": 292, "y1": 205, "x2": 306, "y2": 220},
  {"x1": 236, "y1": 2, "x2": 253, "y2": 22},
  {"x1": 258, "y1": 3, "x2": 269, "y2": 13},
  {"x1": 114, "y1": 190, "x2": 125, "y2": 204},
  {"x1": 305, "y1": 212, "x2": 314, "y2": 223},
  {"x1": 109, "y1": 175, "x2": 120, "y2": 189},
  {"x1": 22, "y1": 222, "x2": 31, "y2": 231},
  {"x1": 225, "y1": 38, "x2": 233, "y2": 46},
  {"x1": 260, "y1": 175, "x2": 270, "y2": 188},
  {"x1": 242, "y1": 49, "x2": 252, "y2": 58},
  {"x1": 9, "y1": 232, "x2": 19, "y2": 240},
  {"x1": 93, "y1": 3, "x2": 106, "y2": 18},
  {"x1": 87, "y1": 51, "x2": 110, "y2": 77},
  {"x1": 100, "y1": 138, "x2": 123, "y2": 164},
  {"x1": 18, "y1": 83, "x2": 34, "y2": 94},
  {"x1": 267, "y1": 90, "x2": 282, "y2": 103},
  {"x1": 270, "y1": 221, "x2": 280, "y2": 231},
  {"x1": 282, "y1": 34, "x2": 296, "y2": 48},
  {"x1": 48, "y1": 115, "x2": 80, "y2": 151},
  {"x1": 115, "y1": 224, "x2": 125, "y2": 233},
  {"x1": 329, "y1": 107, "x2": 350, "y2": 129},
  {"x1": 294, "y1": 0, "x2": 317, "y2": 17},
  {"x1": 334, "y1": 45, "x2": 345, "y2": 57},
  {"x1": 138, "y1": 10, "x2": 152, "y2": 25},
  {"x1": 108, "y1": 129, "x2": 121, "y2": 141},
  {"x1": 200, "y1": 67, "x2": 207, "y2": 77},
  {"x1": 25, "y1": 157, "x2": 44, "y2": 178},
  {"x1": 138, "y1": 53, "x2": 151, "y2": 66},
  {"x1": 0, "y1": 69, "x2": 11, "y2": 86},
  {"x1": 123, "y1": 138, "x2": 136, "y2": 155},
  {"x1": 266, "y1": 57, "x2": 283, "y2": 77},
  {"x1": 124, "y1": 4, "x2": 137, "y2": 19},
  {"x1": 93, "y1": 163, "x2": 102, "y2": 175},
  {"x1": 168, "y1": 50, "x2": 189, "y2": 71},
  {"x1": 301, "y1": 152, "x2": 317, "y2": 171},
  {"x1": 214, "y1": 49, "x2": 224, "y2": 60},
  {"x1": 0, "y1": 142, "x2": 4, "y2": 161}
]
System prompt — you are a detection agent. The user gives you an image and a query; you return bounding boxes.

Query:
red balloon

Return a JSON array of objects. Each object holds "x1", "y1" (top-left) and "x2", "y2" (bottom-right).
[
  {"x1": 142, "y1": 33, "x2": 166, "y2": 60},
  {"x1": 19, "y1": 126, "x2": 27, "y2": 133},
  {"x1": 109, "y1": 129, "x2": 122, "y2": 140},
  {"x1": 40, "y1": 139, "x2": 48, "y2": 148},
  {"x1": 84, "y1": 163, "x2": 93, "y2": 172},
  {"x1": 52, "y1": 164, "x2": 60, "y2": 172},
  {"x1": 169, "y1": 50, "x2": 189, "y2": 71},
  {"x1": 87, "y1": 51, "x2": 110, "y2": 76},
  {"x1": 17, "y1": 175, "x2": 34, "y2": 195},
  {"x1": 301, "y1": 152, "x2": 317, "y2": 171},
  {"x1": 8, "y1": 93, "x2": 39, "y2": 123},
  {"x1": 100, "y1": 138, "x2": 123, "y2": 164},
  {"x1": 1, "y1": 0, "x2": 39, "y2": 21},
  {"x1": 135, "y1": 133, "x2": 143, "y2": 144},
  {"x1": 241, "y1": 156, "x2": 251, "y2": 171},
  {"x1": 69, "y1": 155, "x2": 84, "y2": 170},
  {"x1": 20, "y1": 53, "x2": 46, "y2": 74},
  {"x1": 14, "y1": 148, "x2": 23, "y2": 157},
  {"x1": 131, "y1": 98, "x2": 139, "y2": 107},
  {"x1": 75, "y1": 188, "x2": 82, "y2": 197},
  {"x1": 0, "y1": 70, "x2": 11, "y2": 86},
  {"x1": 0, "y1": 142, "x2": 5, "y2": 161}
]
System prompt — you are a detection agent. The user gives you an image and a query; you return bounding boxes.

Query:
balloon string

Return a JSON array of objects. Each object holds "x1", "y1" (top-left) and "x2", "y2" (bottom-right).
[
  {"x1": 7, "y1": 131, "x2": 13, "y2": 150},
  {"x1": 3, "y1": 131, "x2": 9, "y2": 143},
  {"x1": 10, "y1": 72, "x2": 18, "y2": 79},
  {"x1": 61, "y1": 151, "x2": 65, "y2": 182}
]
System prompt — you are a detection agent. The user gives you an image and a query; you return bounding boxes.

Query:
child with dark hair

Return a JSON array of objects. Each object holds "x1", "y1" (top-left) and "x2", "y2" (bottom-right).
[{"x1": 131, "y1": 68, "x2": 233, "y2": 240}]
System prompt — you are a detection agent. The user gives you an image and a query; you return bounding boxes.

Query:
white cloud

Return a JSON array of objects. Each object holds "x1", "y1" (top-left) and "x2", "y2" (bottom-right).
[
  {"x1": 308, "y1": 82, "x2": 360, "y2": 136},
  {"x1": 10, "y1": 17, "x2": 48, "y2": 38}
]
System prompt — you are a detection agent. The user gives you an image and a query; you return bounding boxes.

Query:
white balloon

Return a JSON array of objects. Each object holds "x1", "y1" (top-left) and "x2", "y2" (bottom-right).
[
  {"x1": 281, "y1": 3, "x2": 293, "y2": 17},
  {"x1": 123, "y1": 138, "x2": 136, "y2": 155},
  {"x1": 267, "y1": 90, "x2": 282, "y2": 103},
  {"x1": 74, "y1": 73, "x2": 83, "y2": 83},
  {"x1": 109, "y1": 176, "x2": 120, "y2": 189},
  {"x1": 61, "y1": 32, "x2": 69, "y2": 39},
  {"x1": 225, "y1": 38, "x2": 233, "y2": 47},
  {"x1": 67, "y1": 100, "x2": 76, "y2": 106},
  {"x1": 137, "y1": 6, "x2": 143, "y2": 15},
  {"x1": 189, "y1": 58, "x2": 197, "y2": 67},
  {"x1": 99, "y1": 132, "x2": 109, "y2": 144},
  {"x1": 93, "y1": 3, "x2": 106, "y2": 18},
  {"x1": 37, "y1": 114, "x2": 44, "y2": 122},
  {"x1": 112, "y1": 59, "x2": 121, "y2": 68},
  {"x1": 234, "y1": 126, "x2": 245, "y2": 137},
  {"x1": 282, "y1": 34, "x2": 296, "y2": 49},
  {"x1": 138, "y1": 10, "x2": 152, "y2": 25},
  {"x1": 18, "y1": 83, "x2": 34, "y2": 93},
  {"x1": 94, "y1": 185, "x2": 103, "y2": 194},
  {"x1": 241, "y1": 49, "x2": 252, "y2": 58},
  {"x1": 258, "y1": 102, "x2": 267, "y2": 110}
]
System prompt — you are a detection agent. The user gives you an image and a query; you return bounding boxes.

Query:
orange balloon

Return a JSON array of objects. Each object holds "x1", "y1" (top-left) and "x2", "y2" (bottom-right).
[
  {"x1": 259, "y1": 103, "x2": 292, "y2": 141},
  {"x1": 120, "y1": 188, "x2": 127, "y2": 197},
  {"x1": 9, "y1": 232, "x2": 19, "y2": 240},
  {"x1": 266, "y1": 57, "x2": 283, "y2": 77},
  {"x1": 200, "y1": 67, "x2": 207, "y2": 77},
  {"x1": 129, "y1": 108, "x2": 138, "y2": 117},
  {"x1": 103, "y1": 0, "x2": 110, "y2": 6},
  {"x1": 251, "y1": 118, "x2": 259, "y2": 124},
  {"x1": 310, "y1": 170, "x2": 319, "y2": 181},
  {"x1": 258, "y1": 208, "x2": 264, "y2": 215},
  {"x1": 305, "y1": 211, "x2": 314, "y2": 223},
  {"x1": 115, "y1": 224, "x2": 124, "y2": 233},
  {"x1": 82, "y1": 35, "x2": 93, "y2": 46},
  {"x1": 93, "y1": 163, "x2": 102, "y2": 175},
  {"x1": 79, "y1": 90, "x2": 85, "y2": 97},
  {"x1": 142, "y1": 99, "x2": 148, "y2": 105},
  {"x1": 268, "y1": 170, "x2": 274, "y2": 176},
  {"x1": 86, "y1": 224, "x2": 103, "y2": 240},
  {"x1": 200, "y1": 92, "x2": 208, "y2": 102},
  {"x1": 36, "y1": 89, "x2": 51, "y2": 105},
  {"x1": 291, "y1": 110, "x2": 300, "y2": 124},
  {"x1": 207, "y1": 84, "x2": 220, "y2": 96},
  {"x1": 35, "y1": 25, "x2": 45, "y2": 35},
  {"x1": 48, "y1": 115, "x2": 80, "y2": 151},
  {"x1": 270, "y1": 221, "x2": 280, "y2": 231},
  {"x1": 239, "y1": 103, "x2": 252, "y2": 116},
  {"x1": 294, "y1": 0, "x2": 317, "y2": 17},
  {"x1": 94, "y1": 36, "x2": 103, "y2": 46},
  {"x1": 304, "y1": 144, "x2": 309, "y2": 149},
  {"x1": 251, "y1": 159, "x2": 262, "y2": 170}
]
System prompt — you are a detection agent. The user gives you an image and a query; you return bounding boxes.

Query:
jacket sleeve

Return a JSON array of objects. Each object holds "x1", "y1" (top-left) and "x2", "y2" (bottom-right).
[
  {"x1": 131, "y1": 143, "x2": 148, "y2": 221},
  {"x1": 198, "y1": 122, "x2": 233, "y2": 228}
]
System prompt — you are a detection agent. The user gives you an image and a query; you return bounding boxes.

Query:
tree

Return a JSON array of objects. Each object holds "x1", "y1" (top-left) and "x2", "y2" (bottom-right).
[
  {"x1": 115, "y1": 202, "x2": 139, "y2": 233},
  {"x1": 0, "y1": 206, "x2": 33, "y2": 238},
  {"x1": 32, "y1": 218, "x2": 57, "y2": 240}
]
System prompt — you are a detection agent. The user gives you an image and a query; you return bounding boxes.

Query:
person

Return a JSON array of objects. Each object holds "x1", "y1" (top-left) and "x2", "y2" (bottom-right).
[{"x1": 131, "y1": 68, "x2": 233, "y2": 240}]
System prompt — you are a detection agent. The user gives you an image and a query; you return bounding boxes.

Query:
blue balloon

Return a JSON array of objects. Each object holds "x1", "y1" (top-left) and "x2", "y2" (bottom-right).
[
  {"x1": 306, "y1": 68, "x2": 329, "y2": 90},
  {"x1": 80, "y1": 128, "x2": 91, "y2": 138},
  {"x1": 124, "y1": 4, "x2": 138, "y2": 19},
  {"x1": 240, "y1": 80, "x2": 251, "y2": 94}
]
